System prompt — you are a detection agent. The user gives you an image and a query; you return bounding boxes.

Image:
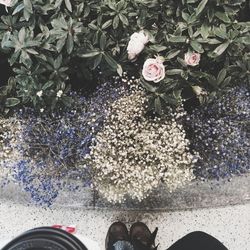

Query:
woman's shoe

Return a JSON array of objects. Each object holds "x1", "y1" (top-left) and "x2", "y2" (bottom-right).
[
  {"x1": 130, "y1": 222, "x2": 158, "y2": 250},
  {"x1": 105, "y1": 221, "x2": 130, "y2": 250}
]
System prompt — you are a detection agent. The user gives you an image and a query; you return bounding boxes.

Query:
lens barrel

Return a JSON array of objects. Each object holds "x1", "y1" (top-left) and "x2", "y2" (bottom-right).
[{"x1": 2, "y1": 227, "x2": 88, "y2": 250}]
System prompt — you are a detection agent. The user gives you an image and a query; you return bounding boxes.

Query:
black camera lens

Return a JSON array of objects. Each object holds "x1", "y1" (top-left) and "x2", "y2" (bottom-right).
[{"x1": 2, "y1": 227, "x2": 88, "y2": 250}]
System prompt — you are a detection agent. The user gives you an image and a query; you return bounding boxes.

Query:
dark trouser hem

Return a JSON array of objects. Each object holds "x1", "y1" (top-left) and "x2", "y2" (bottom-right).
[{"x1": 166, "y1": 231, "x2": 228, "y2": 250}]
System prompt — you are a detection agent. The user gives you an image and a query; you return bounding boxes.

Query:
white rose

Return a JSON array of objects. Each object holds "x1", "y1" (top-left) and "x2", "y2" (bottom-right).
[
  {"x1": 0, "y1": 0, "x2": 12, "y2": 7},
  {"x1": 127, "y1": 31, "x2": 149, "y2": 61},
  {"x1": 130, "y1": 32, "x2": 148, "y2": 45},
  {"x1": 184, "y1": 52, "x2": 201, "y2": 66},
  {"x1": 142, "y1": 57, "x2": 165, "y2": 83}
]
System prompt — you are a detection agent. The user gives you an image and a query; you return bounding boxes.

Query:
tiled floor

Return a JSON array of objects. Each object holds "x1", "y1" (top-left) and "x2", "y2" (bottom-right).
[{"x1": 0, "y1": 200, "x2": 249, "y2": 250}]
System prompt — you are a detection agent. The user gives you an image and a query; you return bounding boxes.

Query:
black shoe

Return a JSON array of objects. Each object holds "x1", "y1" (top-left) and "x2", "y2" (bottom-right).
[
  {"x1": 130, "y1": 222, "x2": 158, "y2": 250},
  {"x1": 105, "y1": 222, "x2": 129, "y2": 250}
]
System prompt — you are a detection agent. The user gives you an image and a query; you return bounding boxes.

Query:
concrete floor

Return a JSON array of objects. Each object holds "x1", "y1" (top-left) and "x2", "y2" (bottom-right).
[{"x1": 0, "y1": 200, "x2": 249, "y2": 250}]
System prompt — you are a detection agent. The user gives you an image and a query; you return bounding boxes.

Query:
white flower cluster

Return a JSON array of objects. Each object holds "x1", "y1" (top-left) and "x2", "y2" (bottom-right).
[
  {"x1": 0, "y1": 118, "x2": 22, "y2": 179},
  {"x1": 88, "y1": 88, "x2": 197, "y2": 203}
]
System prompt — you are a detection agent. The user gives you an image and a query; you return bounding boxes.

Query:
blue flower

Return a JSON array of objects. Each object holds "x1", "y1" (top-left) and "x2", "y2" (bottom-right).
[
  {"x1": 186, "y1": 85, "x2": 250, "y2": 180},
  {"x1": 3, "y1": 80, "x2": 127, "y2": 206}
]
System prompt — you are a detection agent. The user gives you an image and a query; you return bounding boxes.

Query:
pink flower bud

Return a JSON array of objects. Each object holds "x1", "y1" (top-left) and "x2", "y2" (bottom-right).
[{"x1": 184, "y1": 52, "x2": 201, "y2": 66}]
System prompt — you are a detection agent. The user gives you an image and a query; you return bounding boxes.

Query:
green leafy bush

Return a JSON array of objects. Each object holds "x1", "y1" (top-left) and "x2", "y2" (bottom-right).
[{"x1": 0, "y1": 0, "x2": 249, "y2": 113}]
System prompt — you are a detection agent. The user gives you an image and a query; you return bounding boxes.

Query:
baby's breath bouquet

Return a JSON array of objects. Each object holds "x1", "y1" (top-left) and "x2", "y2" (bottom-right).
[{"x1": 87, "y1": 86, "x2": 198, "y2": 202}]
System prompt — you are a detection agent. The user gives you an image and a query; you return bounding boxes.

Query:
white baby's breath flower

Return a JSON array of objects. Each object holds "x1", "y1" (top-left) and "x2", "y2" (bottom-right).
[
  {"x1": 87, "y1": 86, "x2": 197, "y2": 203},
  {"x1": 57, "y1": 90, "x2": 63, "y2": 98},
  {"x1": 36, "y1": 90, "x2": 43, "y2": 97}
]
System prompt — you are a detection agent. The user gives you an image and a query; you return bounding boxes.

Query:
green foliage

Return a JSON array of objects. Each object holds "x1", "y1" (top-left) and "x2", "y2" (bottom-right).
[
  {"x1": 0, "y1": 77, "x2": 19, "y2": 115},
  {"x1": 135, "y1": 0, "x2": 250, "y2": 113},
  {"x1": 0, "y1": 1, "x2": 80, "y2": 111},
  {"x1": 0, "y1": 0, "x2": 249, "y2": 113}
]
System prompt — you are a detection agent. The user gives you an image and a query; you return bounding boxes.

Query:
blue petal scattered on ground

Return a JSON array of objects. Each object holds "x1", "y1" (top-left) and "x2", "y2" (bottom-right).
[
  {"x1": 2, "y1": 81, "x2": 128, "y2": 206},
  {"x1": 186, "y1": 85, "x2": 250, "y2": 180}
]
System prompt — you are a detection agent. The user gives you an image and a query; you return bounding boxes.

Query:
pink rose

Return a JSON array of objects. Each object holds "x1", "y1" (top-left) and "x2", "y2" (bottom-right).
[
  {"x1": 127, "y1": 31, "x2": 149, "y2": 61},
  {"x1": 142, "y1": 58, "x2": 165, "y2": 83},
  {"x1": 0, "y1": 0, "x2": 12, "y2": 7},
  {"x1": 184, "y1": 52, "x2": 201, "y2": 66}
]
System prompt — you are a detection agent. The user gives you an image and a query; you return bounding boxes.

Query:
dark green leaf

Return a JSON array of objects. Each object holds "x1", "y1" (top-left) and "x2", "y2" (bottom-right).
[
  {"x1": 149, "y1": 45, "x2": 167, "y2": 52},
  {"x1": 66, "y1": 34, "x2": 74, "y2": 54},
  {"x1": 102, "y1": 20, "x2": 112, "y2": 29},
  {"x1": 88, "y1": 23, "x2": 98, "y2": 30},
  {"x1": 160, "y1": 93, "x2": 178, "y2": 106},
  {"x1": 93, "y1": 54, "x2": 102, "y2": 69},
  {"x1": 168, "y1": 35, "x2": 187, "y2": 43},
  {"x1": 207, "y1": 9, "x2": 214, "y2": 22},
  {"x1": 54, "y1": 55, "x2": 62, "y2": 69},
  {"x1": 221, "y1": 76, "x2": 232, "y2": 88},
  {"x1": 42, "y1": 81, "x2": 54, "y2": 90},
  {"x1": 79, "y1": 51, "x2": 101, "y2": 58},
  {"x1": 210, "y1": 41, "x2": 230, "y2": 57},
  {"x1": 165, "y1": 49, "x2": 181, "y2": 60},
  {"x1": 154, "y1": 97, "x2": 162, "y2": 115},
  {"x1": 119, "y1": 13, "x2": 129, "y2": 26},
  {"x1": 104, "y1": 53, "x2": 118, "y2": 70},
  {"x1": 190, "y1": 40, "x2": 204, "y2": 53},
  {"x1": 18, "y1": 28, "x2": 26, "y2": 43},
  {"x1": 217, "y1": 69, "x2": 227, "y2": 84},
  {"x1": 141, "y1": 80, "x2": 157, "y2": 92},
  {"x1": 117, "y1": 64, "x2": 123, "y2": 77},
  {"x1": 196, "y1": 0, "x2": 208, "y2": 16},
  {"x1": 5, "y1": 98, "x2": 20, "y2": 107},
  {"x1": 9, "y1": 51, "x2": 21, "y2": 66},
  {"x1": 24, "y1": 0, "x2": 33, "y2": 13},
  {"x1": 215, "y1": 12, "x2": 231, "y2": 23},
  {"x1": 1, "y1": 31, "x2": 11, "y2": 48},
  {"x1": 113, "y1": 15, "x2": 120, "y2": 29},
  {"x1": 100, "y1": 33, "x2": 107, "y2": 50},
  {"x1": 200, "y1": 24, "x2": 210, "y2": 39},
  {"x1": 64, "y1": 0, "x2": 72, "y2": 12},
  {"x1": 166, "y1": 69, "x2": 184, "y2": 75},
  {"x1": 236, "y1": 36, "x2": 250, "y2": 45},
  {"x1": 13, "y1": 4, "x2": 24, "y2": 15}
]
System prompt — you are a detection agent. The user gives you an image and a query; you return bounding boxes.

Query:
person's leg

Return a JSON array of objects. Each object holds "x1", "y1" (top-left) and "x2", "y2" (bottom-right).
[{"x1": 167, "y1": 231, "x2": 228, "y2": 250}]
